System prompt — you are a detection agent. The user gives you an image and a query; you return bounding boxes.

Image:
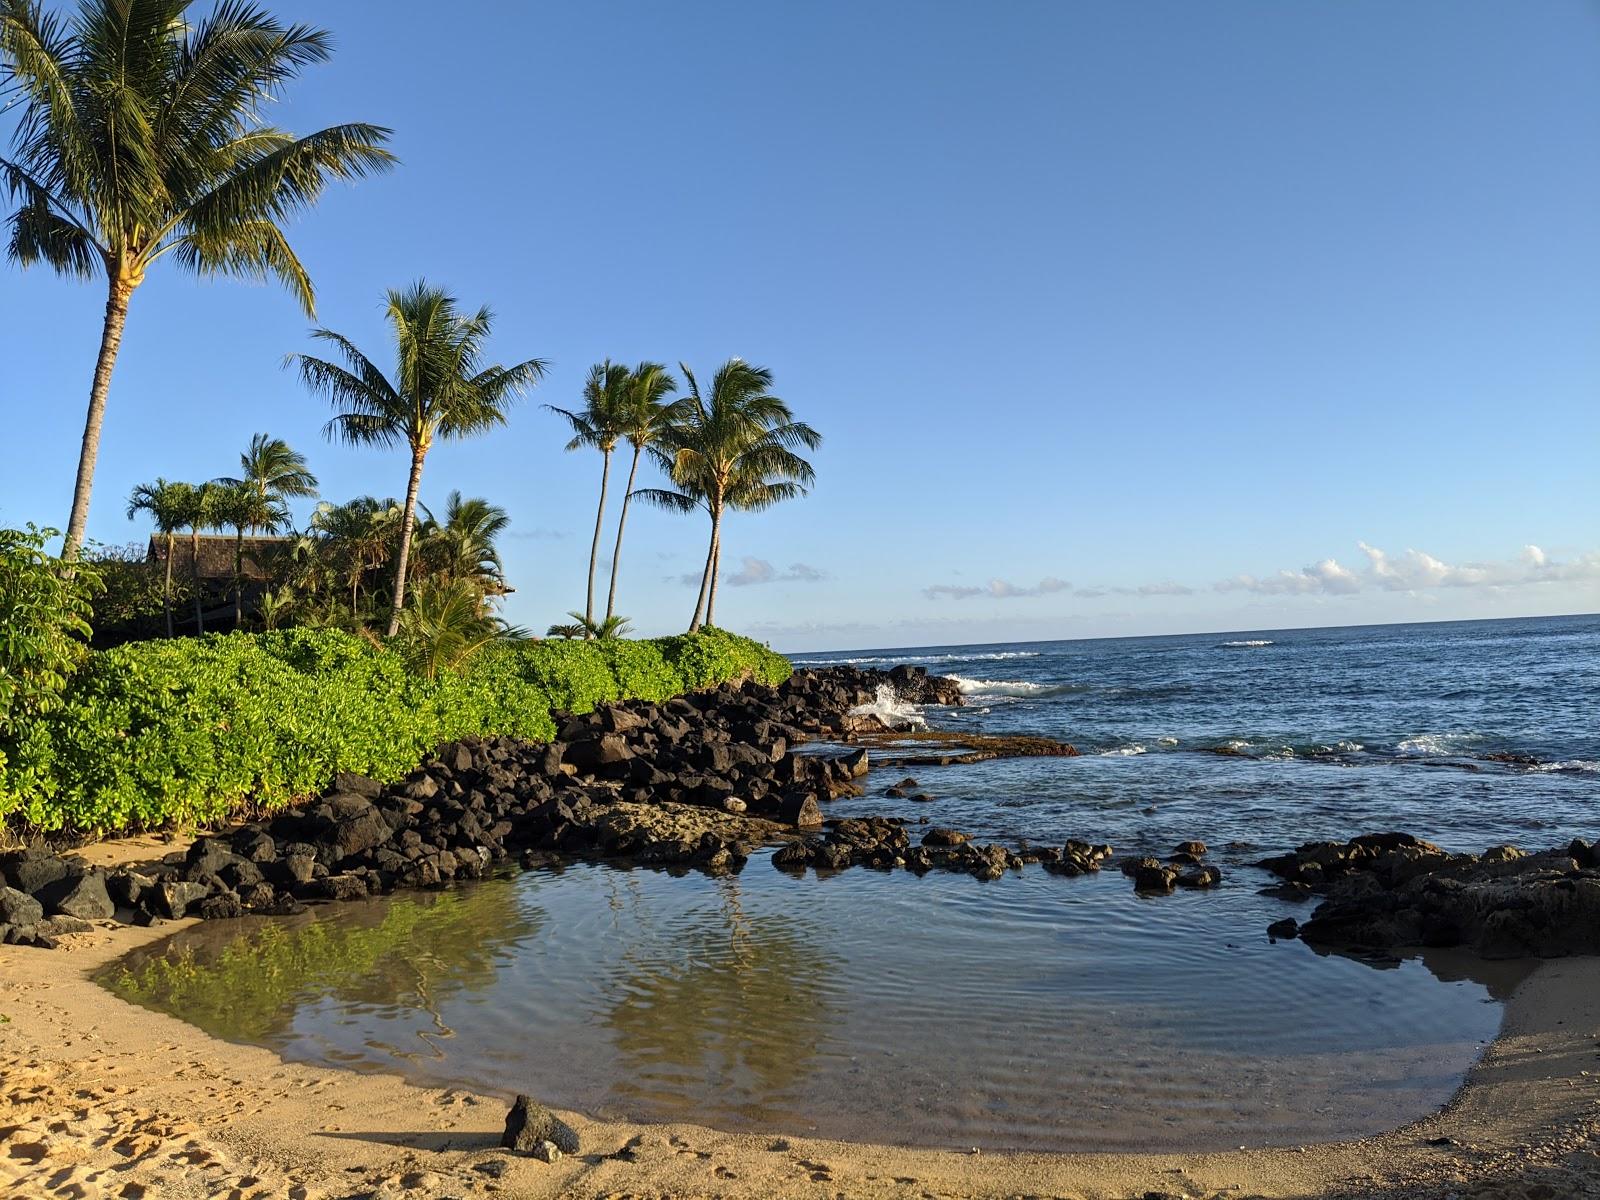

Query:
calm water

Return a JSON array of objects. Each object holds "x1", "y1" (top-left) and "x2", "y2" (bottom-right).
[{"x1": 104, "y1": 615, "x2": 1598, "y2": 1153}]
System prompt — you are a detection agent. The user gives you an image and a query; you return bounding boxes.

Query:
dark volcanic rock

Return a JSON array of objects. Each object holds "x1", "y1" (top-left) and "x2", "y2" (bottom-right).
[
  {"x1": 38, "y1": 869, "x2": 115, "y2": 919},
  {"x1": 0, "y1": 885, "x2": 44, "y2": 927},
  {"x1": 501, "y1": 1094, "x2": 579, "y2": 1155}
]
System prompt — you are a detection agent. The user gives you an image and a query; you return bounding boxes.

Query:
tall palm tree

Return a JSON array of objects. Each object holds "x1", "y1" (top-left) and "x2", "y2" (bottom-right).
[
  {"x1": 638, "y1": 360, "x2": 820, "y2": 630},
  {"x1": 605, "y1": 362, "x2": 676, "y2": 623},
  {"x1": 125, "y1": 477, "x2": 193, "y2": 637},
  {"x1": 294, "y1": 281, "x2": 546, "y2": 636},
  {"x1": 213, "y1": 481, "x2": 283, "y2": 628},
  {"x1": 0, "y1": 0, "x2": 394, "y2": 561},
  {"x1": 219, "y1": 433, "x2": 319, "y2": 529},
  {"x1": 546, "y1": 361, "x2": 631, "y2": 634}
]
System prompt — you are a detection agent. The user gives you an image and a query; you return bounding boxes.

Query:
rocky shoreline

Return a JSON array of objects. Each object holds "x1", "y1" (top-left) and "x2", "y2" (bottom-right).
[
  {"x1": 4, "y1": 661, "x2": 1598, "y2": 974},
  {"x1": 0, "y1": 664, "x2": 972, "y2": 946}
]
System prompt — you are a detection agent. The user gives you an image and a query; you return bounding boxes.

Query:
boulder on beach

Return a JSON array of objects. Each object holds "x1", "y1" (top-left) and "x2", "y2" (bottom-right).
[{"x1": 501, "y1": 1094, "x2": 579, "y2": 1155}]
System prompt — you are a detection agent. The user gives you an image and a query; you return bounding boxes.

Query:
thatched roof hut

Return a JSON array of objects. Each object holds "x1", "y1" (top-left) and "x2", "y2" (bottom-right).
[{"x1": 147, "y1": 534, "x2": 291, "y2": 581}]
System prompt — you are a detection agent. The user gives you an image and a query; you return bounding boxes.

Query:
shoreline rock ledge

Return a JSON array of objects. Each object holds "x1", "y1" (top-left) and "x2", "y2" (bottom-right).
[{"x1": 1260, "y1": 833, "x2": 1600, "y2": 959}]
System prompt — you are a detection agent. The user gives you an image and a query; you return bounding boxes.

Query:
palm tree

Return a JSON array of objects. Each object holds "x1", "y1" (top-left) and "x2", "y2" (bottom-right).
[
  {"x1": 294, "y1": 281, "x2": 546, "y2": 636},
  {"x1": 415, "y1": 491, "x2": 509, "y2": 595},
  {"x1": 394, "y1": 576, "x2": 515, "y2": 680},
  {"x1": 553, "y1": 610, "x2": 633, "y2": 640},
  {"x1": 0, "y1": 0, "x2": 394, "y2": 561},
  {"x1": 180, "y1": 480, "x2": 217, "y2": 634},
  {"x1": 219, "y1": 434, "x2": 319, "y2": 529},
  {"x1": 605, "y1": 362, "x2": 677, "y2": 623},
  {"x1": 546, "y1": 361, "x2": 631, "y2": 634},
  {"x1": 311, "y1": 496, "x2": 400, "y2": 619},
  {"x1": 213, "y1": 481, "x2": 282, "y2": 628},
  {"x1": 638, "y1": 360, "x2": 820, "y2": 630},
  {"x1": 125, "y1": 478, "x2": 193, "y2": 637}
]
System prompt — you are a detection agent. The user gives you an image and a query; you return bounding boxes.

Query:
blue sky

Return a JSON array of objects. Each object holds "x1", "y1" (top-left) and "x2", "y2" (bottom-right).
[{"x1": 2, "y1": 0, "x2": 1597, "y2": 651}]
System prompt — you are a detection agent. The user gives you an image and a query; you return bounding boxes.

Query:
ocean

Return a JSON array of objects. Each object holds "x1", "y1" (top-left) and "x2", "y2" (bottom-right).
[{"x1": 795, "y1": 613, "x2": 1599, "y2": 854}]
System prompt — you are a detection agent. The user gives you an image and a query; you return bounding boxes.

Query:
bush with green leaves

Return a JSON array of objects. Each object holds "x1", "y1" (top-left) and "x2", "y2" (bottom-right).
[
  {"x1": 0, "y1": 527, "x2": 99, "y2": 734},
  {"x1": 0, "y1": 625, "x2": 790, "y2": 837}
]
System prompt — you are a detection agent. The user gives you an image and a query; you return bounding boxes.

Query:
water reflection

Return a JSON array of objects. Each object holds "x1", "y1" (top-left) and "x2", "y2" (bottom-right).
[
  {"x1": 101, "y1": 860, "x2": 1511, "y2": 1153},
  {"x1": 601, "y1": 874, "x2": 838, "y2": 1123},
  {"x1": 101, "y1": 880, "x2": 538, "y2": 1042}
]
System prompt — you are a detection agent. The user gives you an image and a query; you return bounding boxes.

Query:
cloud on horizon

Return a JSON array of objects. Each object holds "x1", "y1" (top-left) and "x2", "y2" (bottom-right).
[
  {"x1": 924, "y1": 577, "x2": 1071, "y2": 600},
  {"x1": 1216, "y1": 543, "x2": 1600, "y2": 596},
  {"x1": 922, "y1": 544, "x2": 1598, "y2": 606}
]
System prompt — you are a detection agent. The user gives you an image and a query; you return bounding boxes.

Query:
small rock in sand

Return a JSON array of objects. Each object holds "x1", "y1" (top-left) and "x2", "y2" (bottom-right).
[{"x1": 501, "y1": 1094, "x2": 579, "y2": 1155}]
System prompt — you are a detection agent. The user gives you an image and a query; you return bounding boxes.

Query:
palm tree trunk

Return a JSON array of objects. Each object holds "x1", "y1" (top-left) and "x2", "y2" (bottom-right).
[
  {"x1": 162, "y1": 532, "x2": 174, "y2": 638},
  {"x1": 64, "y1": 275, "x2": 135, "y2": 562},
  {"x1": 604, "y1": 448, "x2": 641, "y2": 623},
  {"x1": 690, "y1": 508, "x2": 720, "y2": 632},
  {"x1": 190, "y1": 526, "x2": 204, "y2": 634},
  {"x1": 387, "y1": 445, "x2": 429, "y2": 638},
  {"x1": 706, "y1": 520, "x2": 724, "y2": 628},
  {"x1": 584, "y1": 450, "x2": 612, "y2": 634}
]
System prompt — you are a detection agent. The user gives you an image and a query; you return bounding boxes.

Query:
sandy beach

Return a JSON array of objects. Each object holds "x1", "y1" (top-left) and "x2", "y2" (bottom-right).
[{"x1": 5, "y1": 837, "x2": 1600, "y2": 1200}]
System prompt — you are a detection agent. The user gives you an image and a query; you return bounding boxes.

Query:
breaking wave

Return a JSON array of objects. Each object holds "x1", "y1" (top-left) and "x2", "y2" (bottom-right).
[
  {"x1": 948, "y1": 675, "x2": 1090, "y2": 699},
  {"x1": 1219, "y1": 639, "x2": 1274, "y2": 648},
  {"x1": 846, "y1": 684, "x2": 927, "y2": 730}
]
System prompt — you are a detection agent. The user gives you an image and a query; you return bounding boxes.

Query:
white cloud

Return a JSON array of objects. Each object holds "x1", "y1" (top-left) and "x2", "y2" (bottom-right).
[
  {"x1": 1217, "y1": 543, "x2": 1600, "y2": 596},
  {"x1": 706, "y1": 557, "x2": 829, "y2": 587},
  {"x1": 924, "y1": 577, "x2": 1070, "y2": 601}
]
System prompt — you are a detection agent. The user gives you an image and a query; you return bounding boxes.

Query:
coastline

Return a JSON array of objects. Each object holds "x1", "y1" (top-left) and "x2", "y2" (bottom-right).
[
  {"x1": 4, "y1": 897, "x2": 1600, "y2": 1199},
  {"x1": 6, "y1": 663, "x2": 1600, "y2": 1198}
]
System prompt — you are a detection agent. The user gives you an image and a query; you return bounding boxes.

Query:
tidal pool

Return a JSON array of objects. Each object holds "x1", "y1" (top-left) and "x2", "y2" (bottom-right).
[{"x1": 100, "y1": 854, "x2": 1522, "y2": 1154}]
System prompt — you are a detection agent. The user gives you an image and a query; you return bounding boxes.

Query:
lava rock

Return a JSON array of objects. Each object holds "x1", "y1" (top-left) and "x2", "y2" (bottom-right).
[{"x1": 500, "y1": 1094, "x2": 579, "y2": 1155}]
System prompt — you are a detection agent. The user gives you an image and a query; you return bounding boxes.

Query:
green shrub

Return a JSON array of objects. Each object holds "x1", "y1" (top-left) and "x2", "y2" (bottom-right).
[
  {"x1": 0, "y1": 626, "x2": 789, "y2": 837},
  {"x1": 0, "y1": 527, "x2": 99, "y2": 733}
]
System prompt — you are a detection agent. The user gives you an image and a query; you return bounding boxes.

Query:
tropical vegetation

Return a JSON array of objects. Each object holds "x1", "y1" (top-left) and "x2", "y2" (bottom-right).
[
  {"x1": 639, "y1": 360, "x2": 821, "y2": 629},
  {"x1": 294, "y1": 280, "x2": 547, "y2": 636},
  {"x1": 0, "y1": 625, "x2": 790, "y2": 837}
]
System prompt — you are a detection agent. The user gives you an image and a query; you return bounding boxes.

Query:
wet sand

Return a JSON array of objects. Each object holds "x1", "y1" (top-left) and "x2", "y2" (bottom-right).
[{"x1": 4, "y1": 839, "x2": 1600, "y2": 1199}]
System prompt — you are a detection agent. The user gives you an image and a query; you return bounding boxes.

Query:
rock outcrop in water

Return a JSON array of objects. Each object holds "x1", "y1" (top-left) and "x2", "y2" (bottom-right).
[
  {"x1": 0, "y1": 666, "x2": 963, "y2": 947},
  {"x1": 1259, "y1": 833, "x2": 1600, "y2": 959}
]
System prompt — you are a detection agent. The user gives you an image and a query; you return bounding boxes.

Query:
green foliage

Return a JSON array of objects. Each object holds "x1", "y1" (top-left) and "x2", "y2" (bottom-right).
[
  {"x1": 0, "y1": 527, "x2": 99, "y2": 733},
  {"x1": 0, "y1": 626, "x2": 789, "y2": 837},
  {"x1": 83, "y1": 542, "x2": 185, "y2": 643}
]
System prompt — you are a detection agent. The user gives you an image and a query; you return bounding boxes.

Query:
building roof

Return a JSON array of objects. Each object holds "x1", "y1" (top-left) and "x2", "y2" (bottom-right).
[{"x1": 147, "y1": 534, "x2": 292, "y2": 581}]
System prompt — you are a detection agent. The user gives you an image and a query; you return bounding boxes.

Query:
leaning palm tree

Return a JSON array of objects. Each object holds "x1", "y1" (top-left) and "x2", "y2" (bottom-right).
[
  {"x1": 294, "y1": 281, "x2": 546, "y2": 636},
  {"x1": 0, "y1": 0, "x2": 394, "y2": 561},
  {"x1": 218, "y1": 433, "x2": 319, "y2": 529},
  {"x1": 604, "y1": 362, "x2": 677, "y2": 623},
  {"x1": 638, "y1": 360, "x2": 819, "y2": 630},
  {"x1": 125, "y1": 477, "x2": 193, "y2": 637},
  {"x1": 546, "y1": 360, "x2": 631, "y2": 634}
]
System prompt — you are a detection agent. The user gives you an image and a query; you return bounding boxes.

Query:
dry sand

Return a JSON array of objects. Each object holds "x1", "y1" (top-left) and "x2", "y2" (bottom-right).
[{"x1": 4, "y1": 839, "x2": 1600, "y2": 1199}]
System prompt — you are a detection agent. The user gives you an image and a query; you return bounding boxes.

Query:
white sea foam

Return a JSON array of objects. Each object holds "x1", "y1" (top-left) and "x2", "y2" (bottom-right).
[
  {"x1": 846, "y1": 683, "x2": 927, "y2": 730},
  {"x1": 1099, "y1": 744, "x2": 1147, "y2": 757},
  {"x1": 1220, "y1": 639, "x2": 1274, "y2": 648},
  {"x1": 1532, "y1": 759, "x2": 1600, "y2": 775},
  {"x1": 1156, "y1": 736, "x2": 1179, "y2": 746}
]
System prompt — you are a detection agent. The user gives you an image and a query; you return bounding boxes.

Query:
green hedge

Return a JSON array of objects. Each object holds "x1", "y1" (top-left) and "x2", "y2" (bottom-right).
[{"x1": 0, "y1": 626, "x2": 789, "y2": 837}]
